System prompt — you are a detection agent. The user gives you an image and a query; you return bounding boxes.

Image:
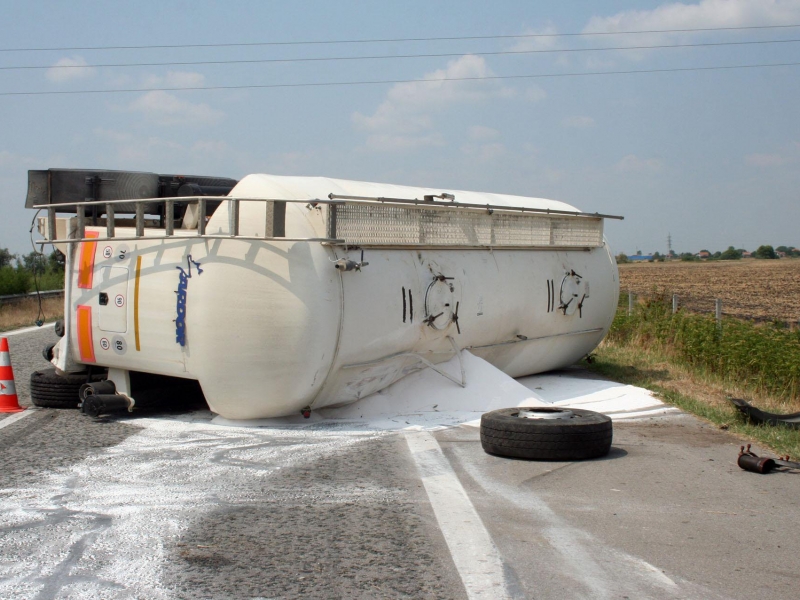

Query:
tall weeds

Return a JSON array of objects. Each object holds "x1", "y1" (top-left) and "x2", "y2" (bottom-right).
[{"x1": 608, "y1": 294, "x2": 800, "y2": 404}]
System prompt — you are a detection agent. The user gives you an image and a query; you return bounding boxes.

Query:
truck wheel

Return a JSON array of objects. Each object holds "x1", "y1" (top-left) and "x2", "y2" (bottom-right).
[
  {"x1": 480, "y1": 407, "x2": 612, "y2": 460},
  {"x1": 30, "y1": 368, "x2": 86, "y2": 409}
]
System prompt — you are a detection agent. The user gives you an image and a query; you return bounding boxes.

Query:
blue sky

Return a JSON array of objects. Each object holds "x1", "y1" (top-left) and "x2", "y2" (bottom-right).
[{"x1": 1, "y1": 0, "x2": 799, "y2": 256}]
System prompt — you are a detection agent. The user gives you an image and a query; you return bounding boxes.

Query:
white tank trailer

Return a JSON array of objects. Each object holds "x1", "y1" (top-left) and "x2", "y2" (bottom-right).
[{"x1": 28, "y1": 169, "x2": 622, "y2": 419}]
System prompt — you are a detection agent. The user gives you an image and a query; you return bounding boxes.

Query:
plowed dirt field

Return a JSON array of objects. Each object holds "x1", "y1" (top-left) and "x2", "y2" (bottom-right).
[{"x1": 618, "y1": 259, "x2": 800, "y2": 323}]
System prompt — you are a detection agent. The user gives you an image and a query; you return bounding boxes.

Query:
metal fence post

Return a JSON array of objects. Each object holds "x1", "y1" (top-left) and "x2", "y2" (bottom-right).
[
  {"x1": 672, "y1": 294, "x2": 678, "y2": 314},
  {"x1": 628, "y1": 291, "x2": 634, "y2": 316},
  {"x1": 715, "y1": 299, "x2": 722, "y2": 327}
]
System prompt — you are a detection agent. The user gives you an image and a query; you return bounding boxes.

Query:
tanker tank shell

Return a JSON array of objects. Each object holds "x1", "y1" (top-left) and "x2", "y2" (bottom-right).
[
  {"x1": 179, "y1": 174, "x2": 618, "y2": 420},
  {"x1": 184, "y1": 178, "x2": 342, "y2": 420}
]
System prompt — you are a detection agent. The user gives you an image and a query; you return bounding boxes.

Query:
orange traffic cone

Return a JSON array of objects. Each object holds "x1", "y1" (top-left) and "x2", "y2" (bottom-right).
[{"x1": 0, "y1": 337, "x2": 24, "y2": 413}]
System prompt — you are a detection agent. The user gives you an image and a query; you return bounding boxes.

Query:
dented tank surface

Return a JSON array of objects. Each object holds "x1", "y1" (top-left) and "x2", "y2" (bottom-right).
[{"x1": 49, "y1": 173, "x2": 620, "y2": 419}]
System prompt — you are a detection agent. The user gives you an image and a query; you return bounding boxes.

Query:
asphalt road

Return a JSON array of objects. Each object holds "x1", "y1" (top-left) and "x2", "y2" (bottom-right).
[{"x1": 1, "y1": 327, "x2": 799, "y2": 599}]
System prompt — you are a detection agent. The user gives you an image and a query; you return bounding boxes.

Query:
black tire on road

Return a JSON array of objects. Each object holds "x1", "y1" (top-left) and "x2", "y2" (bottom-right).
[
  {"x1": 480, "y1": 407, "x2": 612, "y2": 461},
  {"x1": 30, "y1": 368, "x2": 87, "y2": 409}
]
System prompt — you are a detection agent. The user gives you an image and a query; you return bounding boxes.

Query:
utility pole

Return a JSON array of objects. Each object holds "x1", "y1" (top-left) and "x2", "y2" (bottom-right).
[{"x1": 667, "y1": 233, "x2": 673, "y2": 258}]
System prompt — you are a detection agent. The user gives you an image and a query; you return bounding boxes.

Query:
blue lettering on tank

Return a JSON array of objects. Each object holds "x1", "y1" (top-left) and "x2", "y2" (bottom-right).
[{"x1": 175, "y1": 255, "x2": 203, "y2": 346}]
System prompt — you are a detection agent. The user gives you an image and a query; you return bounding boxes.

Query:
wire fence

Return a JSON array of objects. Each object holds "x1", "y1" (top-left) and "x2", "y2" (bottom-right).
[{"x1": 622, "y1": 289, "x2": 800, "y2": 329}]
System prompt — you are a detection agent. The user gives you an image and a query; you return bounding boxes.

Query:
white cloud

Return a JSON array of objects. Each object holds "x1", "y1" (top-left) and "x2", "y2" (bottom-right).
[
  {"x1": 584, "y1": 0, "x2": 800, "y2": 36},
  {"x1": 0, "y1": 150, "x2": 16, "y2": 167},
  {"x1": 461, "y1": 142, "x2": 506, "y2": 161},
  {"x1": 582, "y1": 0, "x2": 800, "y2": 66},
  {"x1": 509, "y1": 24, "x2": 560, "y2": 52},
  {"x1": 128, "y1": 91, "x2": 224, "y2": 126},
  {"x1": 92, "y1": 129, "x2": 231, "y2": 167},
  {"x1": 469, "y1": 125, "x2": 500, "y2": 141},
  {"x1": 352, "y1": 55, "x2": 513, "y2": 151},
  {"x1": 524, "y1": 86, "x2": 547, "y2": 102},
  {"x1": 191, "y1": 140, "x2": 229, "y2": 155},
  {"x1": 93, "y1": 128, "x2": 134, "y2": 144},
  {"x1": 615, "y1": 154, "x2": 665, "y2": 172},
  {"x1": 45, "y1": 56, "x2": 96, "y2": 82},
  {"x1": 364, "y1": 133, "x2": 446, "y2": 152},
  {"x1": 0, "y1": 149, "x2": 37, "y2": 169},
  {"x1": 562, "y1": 116, "x2": 596, "y2": 128},
  {"x1": 745, "y1": 153, "x2": 791, "y2": 167},
  {"x1": 143, "y1": 71, "x2": 206, "y2": 89}
]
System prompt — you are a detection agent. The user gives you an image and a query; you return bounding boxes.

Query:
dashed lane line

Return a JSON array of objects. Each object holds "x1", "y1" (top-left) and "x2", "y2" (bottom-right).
[
  {"x1": 0, "y1": 408, "x2": 35, "y2": 430},
  {"x1": 405, "y1": 430, "x2": 509, "y2": 600}
]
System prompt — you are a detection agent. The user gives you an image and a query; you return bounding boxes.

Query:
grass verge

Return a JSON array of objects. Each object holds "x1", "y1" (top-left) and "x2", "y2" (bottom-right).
[
  {"x1": 586, "y1": 340, "x2": 800, "y2": 459},
  {"x1": 0, "y1": 297, "x2": 64, "y2": 332}
]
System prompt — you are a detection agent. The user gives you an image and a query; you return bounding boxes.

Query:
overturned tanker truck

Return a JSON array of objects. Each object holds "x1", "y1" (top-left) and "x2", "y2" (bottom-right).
[{"x1": 28, "y1": 168, "x2": 622, "y2": 419}]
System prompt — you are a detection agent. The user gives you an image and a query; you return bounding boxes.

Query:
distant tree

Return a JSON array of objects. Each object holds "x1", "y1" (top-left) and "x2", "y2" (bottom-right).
[
  {"x1": 712, "y1": 251, "x2": 721, "y2": 259},
  {"x1": 754, "y1": 245, "x2": 778, "y2": 259},
  {"x1": 615, "y1": 253, "x2": 629, "y2": 264},
  {"x1": 47, "y1": 250, "x2": 65, "y2": 272},
  {"x1": 21, "y1": 252, "x2": 47, "y2": 275},
  {"x1": 679, "y1": 252, "x2": 698, "y2": 262},
  {"x1": 720, "y1": 246, "x2": 742, "y2": 260},
  {"x1": 0, "y1": 248, "x2": 15, "y2": 269},
  {"x1": 0, "y1": 266, "x2": 31, "y2": 295},
  {"x1": 776, "y1": 245, "x2": 800, "y2": 257}
]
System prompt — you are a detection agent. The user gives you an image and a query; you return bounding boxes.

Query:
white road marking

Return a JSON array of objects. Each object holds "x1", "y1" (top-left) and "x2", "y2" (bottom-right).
[
  {"x1": 450, "y1": 444, "x2": 689, "y2": 599},
  {"x1": 1, "y1": 322, "x2": 56, "y2": 336},
  {"x1": 0, "y1": 408, "x2": 35, "y2": 430},
  {"x1": 405, "y1": 431, "x2": 509, "y2": 600}
]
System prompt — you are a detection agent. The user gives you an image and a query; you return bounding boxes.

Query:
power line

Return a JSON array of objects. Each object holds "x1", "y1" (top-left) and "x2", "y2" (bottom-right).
[
  {"x1": 1, "y1": 23, "x2": 800, "y2": 53},
  {"x1": 2, "y1": 61, "x2": 798, "y2": 97},
  {"x1": 6, "y1": 38, "x2": 800, "y2": 72}
]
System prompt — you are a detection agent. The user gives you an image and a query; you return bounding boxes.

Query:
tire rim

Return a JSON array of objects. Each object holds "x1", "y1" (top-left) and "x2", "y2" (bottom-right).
[{"x1": 517, "y1": 408, "x2": 575, "y2": 420}]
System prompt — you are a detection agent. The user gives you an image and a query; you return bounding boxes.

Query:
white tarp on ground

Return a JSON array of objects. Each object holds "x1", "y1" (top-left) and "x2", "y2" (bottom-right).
[{"x1": 213, "y1": 352, "x2": 677, "y2": 431}]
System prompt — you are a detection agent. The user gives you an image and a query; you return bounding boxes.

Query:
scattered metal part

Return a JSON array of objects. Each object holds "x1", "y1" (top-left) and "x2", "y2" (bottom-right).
[
  {"x1": 729, "y1": 398, "x2": 800, "y2": 430},
  {"x1": 81, "y1": 394, "x2": 133, "y2": 418},
  {"x1": 737, "y1": 444, "x2": 800, "y2": 474}
]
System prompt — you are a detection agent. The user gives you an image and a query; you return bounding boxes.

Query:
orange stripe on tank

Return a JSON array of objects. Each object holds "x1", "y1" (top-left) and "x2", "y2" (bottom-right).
[
  {"x1": 77, "y1": 230, "x2": 99, "y2": 289},
  {"x1": 76, "y1": 305, "x2": 96, "y2": 363}
]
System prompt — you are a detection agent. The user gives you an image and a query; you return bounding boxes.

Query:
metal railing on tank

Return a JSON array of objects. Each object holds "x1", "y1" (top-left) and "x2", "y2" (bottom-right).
[
  {"x1": 35, "y1": 196, "x2": 346, "y2": 245},
  {"x1": 35, "y1": 193, "x2": 623, "y2": 249},
  {"x1": 326, "y1": 193, "x2": 623, "y2": 249}
]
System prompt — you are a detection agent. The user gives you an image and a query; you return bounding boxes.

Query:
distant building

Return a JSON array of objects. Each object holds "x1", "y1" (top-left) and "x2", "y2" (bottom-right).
[
  {"x1": 627, "y1": 254, "x2": 654, "y2": 261},
  {"x1": 742, "y1": 251, "x2": 752, "y2": 258},
  {"x1": 696, "y1": 251, "x2": 711, "y2": 259}
]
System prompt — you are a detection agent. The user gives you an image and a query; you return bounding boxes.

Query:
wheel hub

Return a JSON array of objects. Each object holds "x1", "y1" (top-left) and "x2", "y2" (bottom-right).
[{"x1": 517, "y1": 408, "x2": 575, "y2": 420}]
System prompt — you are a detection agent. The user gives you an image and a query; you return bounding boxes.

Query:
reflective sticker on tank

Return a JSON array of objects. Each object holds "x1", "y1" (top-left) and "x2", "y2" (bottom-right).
[
  {"x1": 77, "y1": 231, "x2": 100, "y2": 289},
  {"x1": 175, "y1": 255, "x2": 203, "y2": 347},
  {"x1": 76, "y1": 304, "x2": 96, "y2": 363}
]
